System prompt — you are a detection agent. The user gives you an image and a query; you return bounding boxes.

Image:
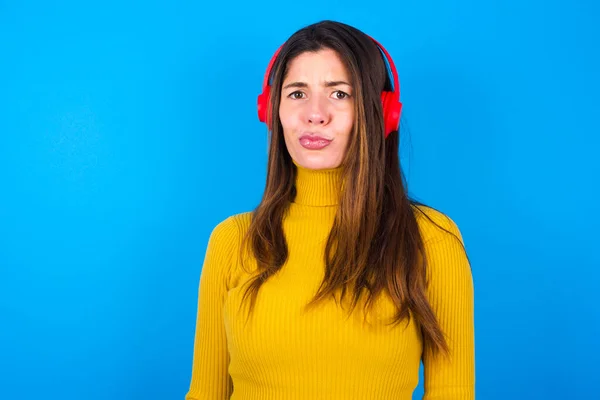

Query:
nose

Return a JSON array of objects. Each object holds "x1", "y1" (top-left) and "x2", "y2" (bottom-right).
[{"x1": 306, "y1": 96, "x2": 330, "y2": 125}]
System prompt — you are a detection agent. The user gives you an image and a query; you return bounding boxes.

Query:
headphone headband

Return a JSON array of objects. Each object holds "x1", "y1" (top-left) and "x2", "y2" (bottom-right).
[{"x1": 368, "y1": 36, "x2": 400, "y2": 102}]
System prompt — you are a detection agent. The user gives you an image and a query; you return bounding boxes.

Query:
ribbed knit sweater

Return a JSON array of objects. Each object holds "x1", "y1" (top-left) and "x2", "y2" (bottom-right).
[{"x1": 185, "y1": 163, "x2": 475, "y2": 399}]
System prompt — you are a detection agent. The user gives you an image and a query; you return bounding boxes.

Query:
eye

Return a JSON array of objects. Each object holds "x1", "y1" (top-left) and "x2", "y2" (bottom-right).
[
  {"x1": 332, "y1": 90, "x2": 351, "y2": 100},
  {"x1": 288, "y1": 91, "x2": 305, "y2": 99}
]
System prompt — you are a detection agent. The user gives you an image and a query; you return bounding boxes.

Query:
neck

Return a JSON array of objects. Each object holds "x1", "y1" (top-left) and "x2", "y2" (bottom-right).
[{"x1": 292, "y1": 160, "x2": 342, "y2": 207}]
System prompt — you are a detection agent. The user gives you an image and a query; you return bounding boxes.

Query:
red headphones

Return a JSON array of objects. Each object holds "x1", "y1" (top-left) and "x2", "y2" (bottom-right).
[{"x1": 257, "y1": 36, "x2": 402, "y2": 138}]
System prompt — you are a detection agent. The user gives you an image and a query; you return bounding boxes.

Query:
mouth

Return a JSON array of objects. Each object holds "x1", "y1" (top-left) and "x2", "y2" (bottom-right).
[{"x1": 298, "y1": 134, "x2": 332, "y2": 150}]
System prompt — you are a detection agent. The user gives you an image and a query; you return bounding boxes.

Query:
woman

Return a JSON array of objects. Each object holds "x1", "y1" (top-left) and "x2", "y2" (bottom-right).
[{"x1": 185, "y1": 20, "x2": 475, "y2": 400}]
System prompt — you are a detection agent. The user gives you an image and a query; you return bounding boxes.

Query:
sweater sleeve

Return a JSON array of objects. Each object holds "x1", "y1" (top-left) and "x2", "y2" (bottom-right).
[
  {"x1": 421, "y1": 221, "x2": 475, "y2": 400},
  {"x1": 185, "y1": 217, "x2": 239, "y2": 400}
]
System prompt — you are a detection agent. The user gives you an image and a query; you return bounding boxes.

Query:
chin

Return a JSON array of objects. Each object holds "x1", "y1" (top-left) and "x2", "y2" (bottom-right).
[{"x1": 295, "y1": 152, "x2": 341, "y2": 170}]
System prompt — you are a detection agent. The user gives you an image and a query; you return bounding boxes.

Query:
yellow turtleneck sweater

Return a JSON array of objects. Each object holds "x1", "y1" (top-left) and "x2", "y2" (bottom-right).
[{"x1": 185, "y1": 164, "x2": 475, "y2": 400}]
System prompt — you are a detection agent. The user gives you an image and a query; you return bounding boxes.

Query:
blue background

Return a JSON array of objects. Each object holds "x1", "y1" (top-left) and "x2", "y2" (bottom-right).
[{"x1": 1, "y1": 0, "x2": 598, "y2": 399}]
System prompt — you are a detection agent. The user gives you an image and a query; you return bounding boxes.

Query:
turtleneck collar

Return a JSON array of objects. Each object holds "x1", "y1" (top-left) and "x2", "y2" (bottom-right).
[{"x1": 292, "y1": 160, "x2": 343, "y2": 207}]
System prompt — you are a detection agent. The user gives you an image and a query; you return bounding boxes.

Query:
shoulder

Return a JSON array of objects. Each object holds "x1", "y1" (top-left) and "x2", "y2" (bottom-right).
[
  {"x1": 207, "y1": 211, "x2": 253, "y2": 247},
  {"x1": 201, "y1": 212, "x2": 253, "y2": 282},
  {"x1": 412, "y1": 204, "x2": 472, "y2": 286},
  {"x1": 411, "y1": 203, "x2": 464, "y2": 245}
]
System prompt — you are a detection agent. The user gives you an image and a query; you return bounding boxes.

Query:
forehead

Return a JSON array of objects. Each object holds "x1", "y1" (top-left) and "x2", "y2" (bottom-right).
[{"x1": 283, "y1": 48, "x2": 350, "y2": 81}]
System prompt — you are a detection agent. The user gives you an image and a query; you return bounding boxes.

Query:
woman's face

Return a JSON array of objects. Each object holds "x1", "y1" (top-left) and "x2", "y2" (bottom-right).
[{"x1": 279, "y1": 48, "x2": 354, "y2": 170}]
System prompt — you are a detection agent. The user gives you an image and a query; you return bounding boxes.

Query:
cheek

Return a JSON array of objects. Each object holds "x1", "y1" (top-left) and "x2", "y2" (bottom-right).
[
  {"x1": 278, "y1": 106, "x2": 296, "y2": 150},
  {"x1": 278, "y1": 104, "x2": 295, "y2": 132},
  {"x1": 339, "y1": 109, "x2": 354, "y2": 135},
  {"x1": 336, "y1": 111, "x2": 353, "y2": 152}
]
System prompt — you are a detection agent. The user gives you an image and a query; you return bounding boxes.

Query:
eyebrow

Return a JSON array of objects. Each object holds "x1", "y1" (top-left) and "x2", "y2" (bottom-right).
[{"x1": 282, "y1": 80, "x2": 352, "y2": 90}]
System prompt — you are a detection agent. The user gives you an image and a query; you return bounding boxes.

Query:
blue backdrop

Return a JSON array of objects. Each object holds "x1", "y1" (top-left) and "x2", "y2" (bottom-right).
[{"x1": 1, "y1": 1, "x2": 598, "y2": 399}]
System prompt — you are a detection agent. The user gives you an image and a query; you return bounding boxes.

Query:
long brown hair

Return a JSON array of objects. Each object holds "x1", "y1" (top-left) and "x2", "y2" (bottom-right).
[{"x1": 240, "y1": 20, "x2": 461, "y2": 359}]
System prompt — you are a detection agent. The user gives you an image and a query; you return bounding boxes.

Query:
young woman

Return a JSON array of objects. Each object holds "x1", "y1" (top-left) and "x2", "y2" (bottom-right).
[{"x1": 185, "y1": 20, "x2": 475, "y2": 400}]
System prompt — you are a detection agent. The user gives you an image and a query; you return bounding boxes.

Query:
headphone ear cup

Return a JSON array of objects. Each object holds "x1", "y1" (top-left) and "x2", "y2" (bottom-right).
[
  {"x1": 257, "y1": 89, "x2": 270, "y2": 123},
  {"x1": 381, "y1": 91, "x2": 402, "y2": 137}
]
